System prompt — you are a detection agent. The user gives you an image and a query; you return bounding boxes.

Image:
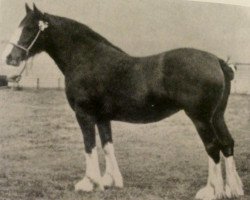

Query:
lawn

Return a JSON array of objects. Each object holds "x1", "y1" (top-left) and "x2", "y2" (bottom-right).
[{"x1": 0, "y1": 88, "x2": 249, "y2": 200}]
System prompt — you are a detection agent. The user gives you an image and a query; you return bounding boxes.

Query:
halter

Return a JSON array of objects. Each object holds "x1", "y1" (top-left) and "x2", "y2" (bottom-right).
[{"x1": 9, "y1": 21, "x2": 49, "y2": 80}]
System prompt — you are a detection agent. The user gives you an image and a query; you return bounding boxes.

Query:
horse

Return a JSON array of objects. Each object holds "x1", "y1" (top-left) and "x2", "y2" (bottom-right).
[{"x1": 2, "y1": 3, "x2": 244, "y2": 200}]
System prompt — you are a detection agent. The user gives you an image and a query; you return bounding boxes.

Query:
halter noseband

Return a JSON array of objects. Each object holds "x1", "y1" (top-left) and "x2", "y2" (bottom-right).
[{"x1": 10, "y1": 20, "x2": 49, "y2": 57}]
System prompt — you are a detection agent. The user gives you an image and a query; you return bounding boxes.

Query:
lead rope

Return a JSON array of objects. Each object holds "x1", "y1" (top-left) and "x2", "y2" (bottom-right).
[{"x1": 15, "y1": 30, "x2": 42, "y2": 82}]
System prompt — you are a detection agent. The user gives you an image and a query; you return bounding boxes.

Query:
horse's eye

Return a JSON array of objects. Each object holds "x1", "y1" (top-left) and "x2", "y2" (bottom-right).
[{"x1": 25, "y1": 27, "x2": 33, "y2": 32}]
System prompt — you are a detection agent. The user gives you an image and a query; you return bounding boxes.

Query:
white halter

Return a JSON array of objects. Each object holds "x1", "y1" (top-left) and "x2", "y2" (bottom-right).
[
  {"x1": 10, "y1": 20, "x2": 49, "y2": 56},
  {"x1": 9, "y1": 20, "x2": 49, "y2": 78}
]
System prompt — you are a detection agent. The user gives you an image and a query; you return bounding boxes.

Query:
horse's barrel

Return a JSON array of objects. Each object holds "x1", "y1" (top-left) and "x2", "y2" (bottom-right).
[{"x1": 0, "y1": 75, "x2": 8, "y2": 87}]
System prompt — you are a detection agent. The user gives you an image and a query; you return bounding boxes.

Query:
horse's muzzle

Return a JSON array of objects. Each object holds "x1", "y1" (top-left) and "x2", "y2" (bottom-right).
[{"x1": 6, "y1": 54, "x2": 21, "y2": 67}]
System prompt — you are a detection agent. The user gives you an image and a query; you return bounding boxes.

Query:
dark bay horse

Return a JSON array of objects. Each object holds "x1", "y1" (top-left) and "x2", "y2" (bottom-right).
[{"x1": 3, "y1": 4, "x2": 244, "y2": 200}]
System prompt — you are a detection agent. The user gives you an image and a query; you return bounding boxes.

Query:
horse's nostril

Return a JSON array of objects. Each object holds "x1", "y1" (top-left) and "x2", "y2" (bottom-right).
[
  {"x1": 6, "y1": 54, "x2": 20, "y2": 66},
  {"x1": 7, "y1": 54, "x2": 12, "y2": 61}
]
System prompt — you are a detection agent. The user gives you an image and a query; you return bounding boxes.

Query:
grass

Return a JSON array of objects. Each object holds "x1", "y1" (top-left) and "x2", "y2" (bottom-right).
[{"x1": 0, "y1": 88, "x2": 249, "y2": 200}]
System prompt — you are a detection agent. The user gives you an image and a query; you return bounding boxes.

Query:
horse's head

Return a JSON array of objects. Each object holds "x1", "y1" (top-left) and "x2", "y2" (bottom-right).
[{"x1": 3, "y1": 3, "x2": 49, "y2": 67}]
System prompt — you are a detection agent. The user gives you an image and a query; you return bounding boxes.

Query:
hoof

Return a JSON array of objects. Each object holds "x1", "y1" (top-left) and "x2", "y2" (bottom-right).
[
  {"x1": 102, "y1": 172, "x2": 123, "y2": 188},
  {"x1": 114, "y1": 179, "x2": 123, "y2": 188},
  {"x1": 195, "y1": 185, "x2": 216, "y2": 200},
  {"x1": 214, "y1": 183, "x2": 226, "y2": 199},
  {"x1": 113, "y1": 172, "x2": 124, "y2": 188},
  {"x1": 102, "y1": 173, "x2": 113, "y2": 187},
  {"x1": 225, "y1": 172, "x2": 244, "y2": 198},
  {"x1": 195, "y1": 185, "x2": 227, "y2": 200},
  {"x1": 225, "y1": 183, "x2": 244, "y2": 198},
  {"x1": 75, "y1": 177, "x2": 94, "y2": 192}
]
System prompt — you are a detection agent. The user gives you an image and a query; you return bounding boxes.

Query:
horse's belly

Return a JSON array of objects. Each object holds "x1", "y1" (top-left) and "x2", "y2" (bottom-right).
[{"x1": 112, "y1": 103, "x2": 180, "y2": 123}]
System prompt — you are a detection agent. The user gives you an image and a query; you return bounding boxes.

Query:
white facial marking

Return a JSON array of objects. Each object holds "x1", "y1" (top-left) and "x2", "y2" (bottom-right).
[
  {"x1": 103, "y1": 143, "x2": 123, "y2": 187},
  {"x1": 9, "y1": 27, "x2": 23, "y2": 44},
  {"x1": 1, "y1": 27, "x2": 23, "y2": 62}
]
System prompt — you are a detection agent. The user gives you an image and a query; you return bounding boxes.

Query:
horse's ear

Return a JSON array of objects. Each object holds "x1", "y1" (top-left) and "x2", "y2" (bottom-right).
[
  {"x1": 25, "y1": 3, "x2": 32, "y2": 14},
  {"x1": 33, "y1": 3, "x2": 43, "y2": 16}
]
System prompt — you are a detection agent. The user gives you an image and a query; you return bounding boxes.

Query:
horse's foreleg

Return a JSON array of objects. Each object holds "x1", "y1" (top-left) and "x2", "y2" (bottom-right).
[
  {"x1": 97, "y1": 121, "x2": 123, "y2": 188},
  {"x1": 103, "y1": 142, "x2": 123, "y2": 188},
  {"x1": 75, "y1": 114, "x2": 103, "y2": 192}
]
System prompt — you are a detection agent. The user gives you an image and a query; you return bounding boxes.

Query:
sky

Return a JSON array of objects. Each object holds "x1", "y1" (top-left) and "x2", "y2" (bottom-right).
[
  {"x1": 192, "y1": 0, "x2": 250, "y2": 7},
  {"x1": 0, "y1": 0, "x2": 250, "y2": 86}
]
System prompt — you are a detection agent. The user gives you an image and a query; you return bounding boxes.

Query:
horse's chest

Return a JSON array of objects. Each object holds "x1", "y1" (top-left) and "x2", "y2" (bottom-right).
[{"x1": 65, "y1": 85, "x2": 102, "y2": 113}]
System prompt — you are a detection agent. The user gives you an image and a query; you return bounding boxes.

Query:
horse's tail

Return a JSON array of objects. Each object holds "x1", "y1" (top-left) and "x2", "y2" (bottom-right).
[
  {"x1": 213, "y1": 58, "x2": 233, "y2": 115},
  {"x1": 218, "y1": 59, "x2": 235, "y2": 81}
]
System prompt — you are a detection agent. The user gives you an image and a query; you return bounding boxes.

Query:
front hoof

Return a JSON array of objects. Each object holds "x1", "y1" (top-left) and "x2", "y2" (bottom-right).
[
  {"x1": 75, "y1": 177, "x2": 94, "y2": 192},
  {"x1": 195, "y1": 185, "x2": 215, "y2": 200},
  {"x1": 102, "y1": 173, "x2": 113, "y2": 188}
]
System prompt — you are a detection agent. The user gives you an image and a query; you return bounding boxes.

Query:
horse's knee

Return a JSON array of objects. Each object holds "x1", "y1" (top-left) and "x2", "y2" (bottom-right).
[
  {"x1": 96, "y1": 120, "x2": 112, "y2": 147},
  {"x1": 75, "y1": 113, "x2": 96, "y2": 153},
  {"x1": 205, "y1": 140, "x2": 220, "y2": 163}
]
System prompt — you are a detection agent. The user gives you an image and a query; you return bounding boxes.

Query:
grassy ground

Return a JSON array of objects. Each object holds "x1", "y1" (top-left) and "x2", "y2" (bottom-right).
[{"x1": 0, "y1": 88, "x2": 249, "y2": 200}]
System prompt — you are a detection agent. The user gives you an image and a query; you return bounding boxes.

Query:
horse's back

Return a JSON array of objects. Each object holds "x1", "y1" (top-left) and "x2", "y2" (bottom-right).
[{"x1": 137, "y1": 48, "x2": 224, "y2": 88}]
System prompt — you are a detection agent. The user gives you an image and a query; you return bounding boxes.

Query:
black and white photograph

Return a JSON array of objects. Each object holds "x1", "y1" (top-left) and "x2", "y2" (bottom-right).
[{"x1": 0, "y1": 0, "x2": 249, "y2": 199}]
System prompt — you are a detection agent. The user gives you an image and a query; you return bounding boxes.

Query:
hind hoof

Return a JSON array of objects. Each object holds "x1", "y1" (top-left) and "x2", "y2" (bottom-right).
[
  {"x1": 75, "y1": 177, "x2": 94, "y2": 192},
  {"x1": 225, "y1": 184, "x2": 244, "y2": 198},
  {"x1": 113, "y1": 172, "x2": 123, "y2": 188}
]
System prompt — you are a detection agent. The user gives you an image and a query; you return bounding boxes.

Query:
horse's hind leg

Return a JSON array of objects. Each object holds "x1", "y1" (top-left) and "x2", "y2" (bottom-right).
[
  {"x1": 212, "y1": 76, "x2": 244, "y2": 198},
  {"x1": 213, "y1": 113, "x2": 244, "y2": 198},
  {"x1": 97, "y1": 120, "x2": 123, "y2": 188},
  {"x1": 187, "y1": 115, "x2": 225, "y2": 200}
]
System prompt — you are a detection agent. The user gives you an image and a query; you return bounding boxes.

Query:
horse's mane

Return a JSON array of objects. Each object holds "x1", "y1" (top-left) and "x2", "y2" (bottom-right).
[{"x1": 45, "y1": 13, "x2": 126, "y2": 54}]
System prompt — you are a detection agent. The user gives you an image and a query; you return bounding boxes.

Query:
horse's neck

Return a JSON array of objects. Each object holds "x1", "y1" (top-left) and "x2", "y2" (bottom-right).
[
  {"x1": 44, "y1": 15, "x2": 126, "y2": 75},
  {"x1": 44, "y1": 20, "x2": 83, "y2": 74},
  {"x1": 45, "y1": 35, "x2": 68, "y2": 74}
]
